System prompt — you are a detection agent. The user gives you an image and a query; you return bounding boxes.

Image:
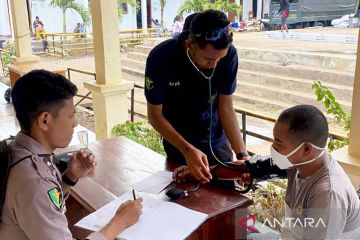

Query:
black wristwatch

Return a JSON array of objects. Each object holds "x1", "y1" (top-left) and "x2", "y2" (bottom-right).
[
  {"x1": 236, "y1": 151, "x2": 249, "y2": 160},
  {"x1": 62, "y1": 174, "x2": 78, "y2": 186}
]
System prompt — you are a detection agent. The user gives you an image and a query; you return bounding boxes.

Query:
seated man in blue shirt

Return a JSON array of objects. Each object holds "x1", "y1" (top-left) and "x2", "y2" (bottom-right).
[{"x1": 145, "y1": 10, "x2": 248, "y2": 184}]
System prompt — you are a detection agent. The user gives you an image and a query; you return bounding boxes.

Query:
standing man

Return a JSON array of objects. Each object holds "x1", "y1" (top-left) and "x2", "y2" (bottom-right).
[
  {"x1": 145, "y1": 10, "x2": 248, "y2": 183},
  {"x1": 278, "y1": 0, "x2": 289, "y2": 33},
  {"x1": 0, "y1": 70, "x2": 143, "y2": 240}
]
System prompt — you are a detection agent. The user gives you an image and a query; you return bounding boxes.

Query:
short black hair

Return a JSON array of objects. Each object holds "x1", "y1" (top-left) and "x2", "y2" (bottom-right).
[
  {"x1": 189, "y1": 9, "x2": 232, "y2": 50},
  {"x1": 277, "y1": 105, "x2": 328, "y2": 147},
  {"x1": 11, "y1": 69, "x2": 78, "y2": 132},
  {"x1": 183, "y1": 13, "x2": 197, "y2": 33}
]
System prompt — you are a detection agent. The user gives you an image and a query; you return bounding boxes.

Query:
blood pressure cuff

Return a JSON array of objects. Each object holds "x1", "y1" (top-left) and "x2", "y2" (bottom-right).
[{"x1": 244, "y1": 157, "x2": 288, "y2": 181}]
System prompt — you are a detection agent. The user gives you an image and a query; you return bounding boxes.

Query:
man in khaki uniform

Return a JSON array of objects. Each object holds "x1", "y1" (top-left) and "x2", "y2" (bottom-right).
[{"x1": 0, "y1": 70, "x2": 143, "y2": 240}]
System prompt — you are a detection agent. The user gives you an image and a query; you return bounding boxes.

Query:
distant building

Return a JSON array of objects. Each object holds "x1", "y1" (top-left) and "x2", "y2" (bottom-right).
[
  {"x1": 241, "y1": 0, "x2": 271, "y2": 21},
  {"x1": 0, "y1": 0, "x2": 271, "y2": 37},
  {"x1": 0, "y1": 0, "x2": 139, "y2": 37}
]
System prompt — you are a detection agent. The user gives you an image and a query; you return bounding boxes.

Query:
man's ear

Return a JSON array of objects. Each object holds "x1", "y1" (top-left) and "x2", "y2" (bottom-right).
[
  {"x1": 303, "y1": 143, "x2": 313, "y2": 156},
  {"x1": 185, "y1": 37, "x2": 195, "y2": 49},
  {"x1": 38, "y1": 112, "x2": 49, "y2": 131}
]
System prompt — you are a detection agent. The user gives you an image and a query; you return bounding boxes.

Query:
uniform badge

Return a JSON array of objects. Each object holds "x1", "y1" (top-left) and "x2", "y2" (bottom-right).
[
  {"x1": 48, "y1": 187, "x2": 62, "y2": 211},
  {"x1": 208, "y1": 93, "x2": 217, "y2": 104},
  {"x1": 295, "y1": 204, "x2": 303, "y2": 216},
  {"x1": 145, "y1": 77, "x2": 154, "y2": 90}
]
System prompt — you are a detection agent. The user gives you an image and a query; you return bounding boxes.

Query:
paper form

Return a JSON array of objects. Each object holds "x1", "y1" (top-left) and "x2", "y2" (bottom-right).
[
  {"x1": 75, "y1": 192, "x2": 208, "y2": 240},
  {"x1": 131, "y1": 171, "x2": 173, "y2": 194}
]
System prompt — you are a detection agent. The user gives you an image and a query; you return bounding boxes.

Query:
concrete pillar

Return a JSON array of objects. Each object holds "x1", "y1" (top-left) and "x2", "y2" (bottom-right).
[
  {"x1": 84, "y1": 82, "x2": 134, "y2": 139},
  {"x1": 141, "y1": 0, "x2": 147, "y2": 30},
  {"x1": 9, "y1": 0, "x2": 38, "y2": 63},
  {"x1": 332, "y1": 28, "x2": 360, "y2": 189},
  {"x1": 348, "y1": 28, "x2": 360, "y2": 157},
  {"x1": 85, "y1": 0, "x2": 133, "y2": 140}
]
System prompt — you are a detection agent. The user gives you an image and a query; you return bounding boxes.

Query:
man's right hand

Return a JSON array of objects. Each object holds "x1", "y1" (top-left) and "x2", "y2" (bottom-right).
[
  {"x1": 100, "y1": 198, "x2": 143, "y2": 240},
  {"x1": 183, "y1": 146, "x2": 212, "y2": 183},
  {"x1": 115, "y1": 198, "x2": 143, "y2": 228}
]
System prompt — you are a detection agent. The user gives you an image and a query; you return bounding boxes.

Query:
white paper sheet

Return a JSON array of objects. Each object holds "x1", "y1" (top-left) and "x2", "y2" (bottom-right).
[
  {"x1": 131, "y1": 171, "x2": 173, "y2": 194},
  {"x1": 75, "y1": 192, "x2": 208, "y2": 240}
]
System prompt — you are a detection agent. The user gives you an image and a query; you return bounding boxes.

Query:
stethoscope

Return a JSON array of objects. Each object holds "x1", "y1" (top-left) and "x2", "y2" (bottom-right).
[{"x1": 185, "y1": 47, "x2": 254, "y2": 194}]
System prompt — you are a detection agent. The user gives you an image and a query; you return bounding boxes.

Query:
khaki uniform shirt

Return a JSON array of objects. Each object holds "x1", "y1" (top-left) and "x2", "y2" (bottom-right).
[
  {"x1": 0, "y1": 132, "x2": 105, "y2": 240},
  {"x1": 281, "y1": 155, "x2": 360, "y2": 240}
]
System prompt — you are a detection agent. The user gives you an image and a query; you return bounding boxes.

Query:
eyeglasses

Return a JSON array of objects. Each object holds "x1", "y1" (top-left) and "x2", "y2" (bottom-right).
[{"x1": 190, "y1": 24, "x2": 233, "y2": 41}]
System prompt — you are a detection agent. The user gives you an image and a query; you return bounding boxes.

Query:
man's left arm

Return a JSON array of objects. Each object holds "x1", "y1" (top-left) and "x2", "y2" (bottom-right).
[{"x1": 218, "y1": 94, "x2": 247, "y2": 159}]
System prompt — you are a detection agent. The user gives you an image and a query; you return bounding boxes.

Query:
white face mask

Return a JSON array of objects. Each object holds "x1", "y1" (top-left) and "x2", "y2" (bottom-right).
[{"x1": 270, "y1": 143, "x2": 325, "y2": 170}]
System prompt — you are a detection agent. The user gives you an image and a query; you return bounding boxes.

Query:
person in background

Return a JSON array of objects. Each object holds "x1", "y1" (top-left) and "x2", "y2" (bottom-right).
[
  {"x1": 74, "y1": 23, "x2": 81, "y2": 37},
  {"x1": 79, "y1": 23, "x2": 86, "y2": 38},
  {"x1": 33, "y1": 16, "x2": 46, "y2": 40},
  {"x1": 172, "y1": 15, "x2": 183, "y2": 37},
  {"x1": 0, "y1": 70, "x2": 143, "y2": 240},
  {"x1": 152, "y1": 18, "x2": 161, "y2": 37},
  {"x1": 278, "y1": 0, "x2": 289, "y2": 33}
]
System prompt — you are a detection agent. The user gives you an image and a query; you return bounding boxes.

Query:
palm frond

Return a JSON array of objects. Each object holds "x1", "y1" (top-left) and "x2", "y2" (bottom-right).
[
  {"x1": 178, "y1": 0, "x2": 208, "y2": 16},
  {"x1": 68, "y1": 1, "x2": 90, "y2": 24},
  {"x1": 209, "y1": 0, "x2": 242, "y2": 16}
]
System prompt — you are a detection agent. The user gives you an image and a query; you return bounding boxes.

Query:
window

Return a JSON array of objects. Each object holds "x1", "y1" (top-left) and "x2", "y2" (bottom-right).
[{"x1": 121, "y1": 3, "x2": 128, "y2": 14}]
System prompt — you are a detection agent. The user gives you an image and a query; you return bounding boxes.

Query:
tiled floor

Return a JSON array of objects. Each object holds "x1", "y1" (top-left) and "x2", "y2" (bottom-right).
[{"x1": 0, "y1": 82, "x2": 95, "y2": 145}]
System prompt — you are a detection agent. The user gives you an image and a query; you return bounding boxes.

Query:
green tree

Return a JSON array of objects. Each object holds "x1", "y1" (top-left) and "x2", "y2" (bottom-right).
[
  {"x1": 178, "y1": 0, "x2": 209, "y2": 16},
  {"x1": 312, "y1": 80, "x2": 351, "y2": 151},
  {"x1": 179, "y1": 0, "x2": 241, "y2": 17},
  {"x1": 210, "y1": 0, "x2": 242, "y2": 17},
  {"x1": 160, "y1": 0, "x2": 167, "y2": 27},
  {"x1": 49, "y1": 0, "x2": 90, "y2": 33},
  {"x1": 117, "y1": 0, "x2": 138, "y2": 22}
]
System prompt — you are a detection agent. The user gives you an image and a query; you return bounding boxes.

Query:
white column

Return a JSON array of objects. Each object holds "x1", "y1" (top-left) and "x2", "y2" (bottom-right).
[
  {"x1": 85, "y1": 0, "x2": 133, "y2": 139},
  {"x1": 9, "y1": 0, "x2": 38, "y2": 62}
]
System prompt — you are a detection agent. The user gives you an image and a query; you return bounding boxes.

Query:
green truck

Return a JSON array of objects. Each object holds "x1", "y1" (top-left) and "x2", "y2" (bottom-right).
[{"x1": 264, "y1": 0, "x2": 359, "y2": 29}]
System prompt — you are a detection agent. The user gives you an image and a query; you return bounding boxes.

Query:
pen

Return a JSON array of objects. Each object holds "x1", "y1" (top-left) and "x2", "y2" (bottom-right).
[{"x1": 132, "y1": 189, "x2": 136, "y2": 200}]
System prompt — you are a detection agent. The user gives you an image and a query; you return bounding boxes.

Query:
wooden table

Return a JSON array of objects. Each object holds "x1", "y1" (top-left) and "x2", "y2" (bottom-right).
[
  {"x1": 62, "y1": 137, "x2": 253, "y2": 240},
  {"x1": 8, "y1": 61, "x2": 66, "y2": 88}
]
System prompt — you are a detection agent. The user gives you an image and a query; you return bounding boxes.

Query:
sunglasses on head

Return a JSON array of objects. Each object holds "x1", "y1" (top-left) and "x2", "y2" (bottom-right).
[{"x1": 190, "y1": 24, "x2": 233, "y2": 41}]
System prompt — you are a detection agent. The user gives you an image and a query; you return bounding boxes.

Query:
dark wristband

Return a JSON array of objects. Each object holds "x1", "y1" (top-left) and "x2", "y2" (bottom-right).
[
  {"x1": 236, "y1": 151, "x2": 249, "y2": 160},
  {"x1": 62, "y1": 174, "x2": 78, "y2": 186}
]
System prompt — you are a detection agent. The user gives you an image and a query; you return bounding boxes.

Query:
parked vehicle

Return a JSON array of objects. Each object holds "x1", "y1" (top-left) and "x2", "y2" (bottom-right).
[{"x1": 262, "y1": 0, "x2": 359, "y2": 29}]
